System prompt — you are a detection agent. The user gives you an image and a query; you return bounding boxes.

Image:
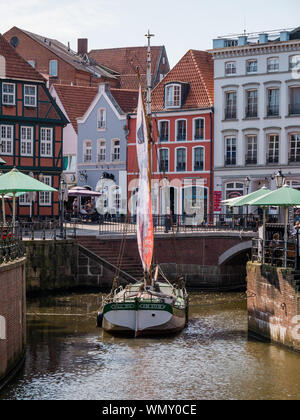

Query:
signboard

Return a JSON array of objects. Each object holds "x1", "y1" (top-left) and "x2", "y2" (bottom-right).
[{"x1": 214, "y1": 191, "x2": 222, "y2": 212}]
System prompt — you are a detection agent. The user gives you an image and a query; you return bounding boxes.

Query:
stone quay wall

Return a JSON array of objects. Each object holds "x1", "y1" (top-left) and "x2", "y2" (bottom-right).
[
  {"x1": 0, "y1": 258, "x2": 26, "y2": 389},
  {"x1": 247, "y1": 262, "x2": 300, "y2": 352}
]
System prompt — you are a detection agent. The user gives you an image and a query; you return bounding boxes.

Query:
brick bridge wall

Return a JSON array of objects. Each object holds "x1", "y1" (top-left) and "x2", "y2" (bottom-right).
[
  {"x1": 0, "y1": 258, "x2": 26, "y2": 389},
  {"x1": 247, "y1": 262, "x2": 300, "y2": 352}
]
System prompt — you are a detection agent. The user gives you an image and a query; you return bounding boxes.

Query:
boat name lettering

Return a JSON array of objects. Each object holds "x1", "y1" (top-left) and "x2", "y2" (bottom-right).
[
  {"x1": 139, "y1": 304, "x2": 166, "y2": 310},
  {"x1": 111, "y1": 304, "x2": 136, "y2": 310}
]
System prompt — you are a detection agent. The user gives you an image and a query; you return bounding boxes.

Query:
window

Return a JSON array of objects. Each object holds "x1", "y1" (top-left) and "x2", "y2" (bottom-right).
[
  {"x1": 267, "y1": 57, "x2": 279, "y2": 72},
  {"x1": 225, "y1": 137, "x2": 237, "y2": 165},
  {"x1": 24, "y1": 85, "x2": 37, "y2": 107},
  {"x1": 176, "y1": 120, "x2": 186, "y2": 141},
  {"x1": 245, "y1": 135, "x2": 257, "y2": 165},
  {"x1": 49, "y1": 60, "x2": 58, "y2": 77},
  {"x1": 267, "y1": 134, "x2": 279, "y2": 163},
  {"x1": 194, "y1": 118, "x2": 204, "y2": 140},
  {"x1": 289, "y1": 55, "x2": 300, "y2": 70},
  {"x1": 98, "y1": 108, "x2": 106, "y2": 129},
  {"x1": 290, "y1": 134, "x2": 300, "y2": 163},
  {"x1": 2, "y1": 83, "x2": 15, "y2": 105},
  {"x1": 112, "y1": 139, "x2": 120, "y2": 161},
  {"x1": 98, "y1": 140, "x2": 106, "y2": 162},
  {"x1": 19, "y1": 193, "x2": 31, "y2": 206},
  {"x1": 39, "y1": 176, "x2": 52, "y2": 206},
  {"x1": 267, "y1": 88, "x2": 280, "y2": 116},
  {"x1": 176, "y1": 148, "x2": 186, "y2": 172},
  {"x1": 247, "y1": 60, "x2": 257, "y2": 73},
  {"x1": 83, "y1": 140, "x2": 92, "y2": 162},
  {"x1": 159, "y1": 121, "x2": 169, "y2": 142},
  {"x1": 159, "y1": 149, "x2": 169, "y2": 172},
  {"x1": 28, "y1": 60, "x2": 35, "y2": 68},
  {"x1": 113, "y1": 187, "x2": 121, "y2": 212},
  {"x1": 193, "y1": 147, "x2": 204, "y2": 171},
  {"x1": 289, "y1": 87, "x2": 300, "y2": 115},
  {"x1": 40, "y1": 128, "x2": 52, "y2": 157},
  {"x1": 245, "y1": 90, "x2": 258, "y2": 118},
  {"x1": 225, "y1": 62, "x2": 237, "y2": 76},
  {"x1": 20, "y1": 126, "x2": 33, "y2": 156},
  {"x1": 165, "y1": 84, "x2": 181, "y2": 108},
  {"x1": 225, "y1": 91, "x2": 237, "y2": 120},
  {"x1": 0, "y1": 125, "x2": 13, "y2": 155}
]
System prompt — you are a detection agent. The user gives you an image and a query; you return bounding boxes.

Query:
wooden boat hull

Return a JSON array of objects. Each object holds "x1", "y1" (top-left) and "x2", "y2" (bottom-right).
[{"x1": 102, "y1": 301, "x2": 186, "y2": 337}]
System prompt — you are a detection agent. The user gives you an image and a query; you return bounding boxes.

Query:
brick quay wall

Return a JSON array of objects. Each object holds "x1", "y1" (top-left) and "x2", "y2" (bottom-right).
[
  {"x1": 247, "y1": 262, "x2": 300, "y2": 352},
  {"x1": 0, "y1": 258, "x2": 26, "y2": 389}
]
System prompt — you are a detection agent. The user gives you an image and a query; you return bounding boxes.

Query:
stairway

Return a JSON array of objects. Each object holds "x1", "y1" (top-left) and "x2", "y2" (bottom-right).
[{"x1": 77, "y1": 236, "x2": 144, "y2": 280}]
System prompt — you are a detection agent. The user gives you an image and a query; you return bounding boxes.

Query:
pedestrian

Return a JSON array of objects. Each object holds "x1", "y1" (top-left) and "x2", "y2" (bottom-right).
[
  {"x1": 72, "y1": 198, "x2": 79, "y2": 217},
  {"x1": 164, "y1": 207, "x2": 171, "y2": 233}
]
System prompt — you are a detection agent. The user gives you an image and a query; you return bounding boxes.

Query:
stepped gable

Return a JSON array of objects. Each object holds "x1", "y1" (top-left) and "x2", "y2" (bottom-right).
[
  {"x1": 0, "y1": 34, "x2": 45, "y2": 82},
  {"x1": 151, "y1": 49, "x2": 214, "y2": 111}
]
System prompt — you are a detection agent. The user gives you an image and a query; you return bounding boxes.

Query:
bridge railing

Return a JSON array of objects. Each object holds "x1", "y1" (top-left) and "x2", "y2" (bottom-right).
[
  {"x1": 95, "y1": 214, "x2": 260, "y2": 235},
  {"x1": 0, "y1": 225, "x2": 26, "y2": 265},
  {"x1": 252, "y1": 238, "x2": 296, "y2": 268}
]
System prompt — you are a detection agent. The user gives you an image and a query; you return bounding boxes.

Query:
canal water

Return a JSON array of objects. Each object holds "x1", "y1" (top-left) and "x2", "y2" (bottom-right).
[{"x1": 1, "y1": 291, "x2": 300, "y2": 400}]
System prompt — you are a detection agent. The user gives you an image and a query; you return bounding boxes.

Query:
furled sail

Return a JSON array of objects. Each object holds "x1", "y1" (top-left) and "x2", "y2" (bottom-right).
[{"x1": 136, "y1": 85, "x2": 154, "y2": 273}]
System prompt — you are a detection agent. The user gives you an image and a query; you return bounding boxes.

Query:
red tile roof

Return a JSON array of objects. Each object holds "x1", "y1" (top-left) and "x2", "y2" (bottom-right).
[
  {"x1": 89, "y1": 46, "x2": 166, "y2": 89},
  {"x1": 151, "y1": 49, "x2": 214, "y2": 111},
  {"x1": 0, "y1": 34, "x2": 45, "y2": 82},
  {"x1": 53, "y1": 84, "x2": 138, "y2": 133}
]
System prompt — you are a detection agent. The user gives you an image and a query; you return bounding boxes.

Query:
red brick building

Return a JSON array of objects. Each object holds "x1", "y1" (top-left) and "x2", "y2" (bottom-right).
[
  {"x1": 127, "y1": 49, "x2": 214, "y2": 220},
  {"x1": 3, "y1": 27, "x2": 119, "y2": 87},
  {"x1": 0, "y1": 34, "x2": 68, "y2": 219}
]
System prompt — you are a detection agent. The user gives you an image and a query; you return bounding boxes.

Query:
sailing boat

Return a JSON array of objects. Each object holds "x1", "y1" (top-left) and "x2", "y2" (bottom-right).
[{"x1": 98, "y1": 33, "x2": 189, "y2": 337}]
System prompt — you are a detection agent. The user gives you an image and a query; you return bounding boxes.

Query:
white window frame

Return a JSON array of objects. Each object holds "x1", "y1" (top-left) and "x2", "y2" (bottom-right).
[
  {"x1": 2, "y1": 83, "x2": 15, "y2": 105},
  {"x1": 97, "y1": 108, "x2": 106, "y2": 130},
  {"x1": 83, "y1": 140, "x2": 92, "y2": 163},
  {"x1": 0, "y1": 124, "x2": 13, "y2": 155},
  {"x1": 267, "y1": 134, "x2": 280, "y2": 163},
  {"x1": 193, "y1": 117, "x2": 205, "y2": 140},
  {"x1": 176, "y1": 119, "x2": 187, "y2": 141},
  {"x1": 40, "y1": 127, "x2": 53, "y2": 157},
  {"x1": 39, "y1": 175, "x2": 52, "y2": 206},
  {"x1": 225, "y1": 136, "x2": 237, "y2": 165},
  {"x1": 24, "y1": 84, "x2": 37, "y2": 107},
  {"x1": 175, "y1": 147, "x2": 187, "y2": 172},
  {"x1": 245, "y1": 135, "x2": 258, "y2": 164},
  {"x1": 49, "y1": 59, "x2": 58, "y2": 77},
  {"x1": 267, "y1": 57, "x2": 279, "y2": 73},
  {"x1": 158, "y1": 120, "x2": 169, "y2": 142},
  {"x1": 246, "y1": 59, "x2": 258, "y2": 73},
  {"x1": 289, "y1": 55, "x2": 300, "y2": 71},
  {"x1": 97, "y1": 139, "x2": 106, "y2": 162},
  {"x1": 193, "y1": 146, "x2": 205, "y2": 171},
  {"x1": 158, "y1": 148, "x2": 169, "y2": 172},
  {"x1": 225, "y1": 61, "x2": 237, "y2": 76},
  {"x1": 19, "y1": 193, "x2": 32, "y2": 206},
  {"x1": 20, "y1": 126, "x2": 33, "y2": 156},
  {"x1": 165, "y1": 84, "x2": 181, "y2": 108},
  {"x1": 289, "y1": 133, "x2": 300, "y2": 162},
  {"x1": 111, "y1": 138, "x2": 120, "y2": 161}
]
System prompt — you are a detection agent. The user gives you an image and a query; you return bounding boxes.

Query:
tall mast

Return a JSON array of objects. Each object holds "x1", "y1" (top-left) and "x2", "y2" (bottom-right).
[{"x1": 145, "y1": 30, "x2": 154, "y2": 195}]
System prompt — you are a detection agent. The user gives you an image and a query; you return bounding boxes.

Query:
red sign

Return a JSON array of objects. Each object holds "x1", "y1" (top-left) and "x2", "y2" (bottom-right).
[{"x1": 214, "y1": 191, "x2": 222, "y2": 212}]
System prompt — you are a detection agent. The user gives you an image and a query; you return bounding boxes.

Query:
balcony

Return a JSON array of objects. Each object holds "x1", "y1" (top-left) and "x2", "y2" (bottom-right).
[
  {"x1": 245, "y1": 155, "x2": 257, "y2": 165},
  {"x1": 224, "y1": 108, "x2": 237, "y2": 120},
  {"x1": 289, "y1": 103, "x2": 300, "y2": 116},
  {"x1": 245, "y1": 106, "x2": 258, "y2": 118}
]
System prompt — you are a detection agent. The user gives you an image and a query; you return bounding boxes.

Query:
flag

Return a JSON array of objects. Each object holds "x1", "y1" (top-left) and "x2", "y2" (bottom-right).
[{"x1": 136, "y1": 85, "x2": 153, "y2": 273}]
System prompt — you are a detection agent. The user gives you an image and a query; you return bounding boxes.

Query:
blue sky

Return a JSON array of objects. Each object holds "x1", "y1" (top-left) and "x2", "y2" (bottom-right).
[{"x1": 1, "y1": 0, "x2": 300, "y2": 67}]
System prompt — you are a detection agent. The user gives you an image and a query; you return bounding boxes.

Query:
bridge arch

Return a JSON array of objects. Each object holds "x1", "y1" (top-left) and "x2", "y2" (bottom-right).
[{"x1": 218, "y1": 240, "x2": 252, "y2": 266}]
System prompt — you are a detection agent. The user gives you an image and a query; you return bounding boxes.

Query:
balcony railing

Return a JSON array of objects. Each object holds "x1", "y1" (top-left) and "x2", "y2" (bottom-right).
[
  {"x1": 224, "y1": 108, "x2": 237, "y2": 120},
  {"x1": 289, "y1": 103, "x2": 300, "y2": 115},
  {"x1": 267, "y1": 154, "x2": 279, "y2": 164},
  {"x1": 225, "y1": 158, "x2": 236, "y2": 166},
  {"x1": 252, "y1": 238, "x2": 296, "y2": 269},
  {"x1": 289, "y1": 155, "x2": 300, "y2": 164},
  {"x1": 194, "y1": 162, "x2": 204, "y2": 171},
  {"x1": 245, "y1": 106, "x2": 258, "y2": 118},
  {"x1": 176, "y1": 164, "x2": 186, "y2": 172},
  {"x1": 83, "y1": 154, "x2": 92, "y2": 163},
  {"x1": 245, "y1": 155, "x2": 257, "y2": 165}
]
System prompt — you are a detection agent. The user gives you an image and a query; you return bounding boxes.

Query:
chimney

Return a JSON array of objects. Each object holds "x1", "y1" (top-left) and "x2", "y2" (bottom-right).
[{"x1": 77, "y1": 38, "x2": 88, "y2": 55}]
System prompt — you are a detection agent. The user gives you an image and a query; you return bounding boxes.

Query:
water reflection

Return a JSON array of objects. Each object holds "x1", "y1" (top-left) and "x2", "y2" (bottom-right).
[{"x1": 1, "y1": 292, "x2": 300, "y2": 400}]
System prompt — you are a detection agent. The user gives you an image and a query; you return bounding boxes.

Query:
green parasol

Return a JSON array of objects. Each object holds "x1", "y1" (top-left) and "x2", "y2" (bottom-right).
[
  {"x1": 222, "y1": 186, "x2": 271, "y2": 207},
  {"x1": 0, "y1": 168, "x2": 57, "y2": 230}
]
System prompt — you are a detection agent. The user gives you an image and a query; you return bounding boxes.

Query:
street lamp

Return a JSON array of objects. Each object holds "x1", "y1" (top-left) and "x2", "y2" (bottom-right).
[
  {"x1": 244, "y1": 176, "x2": 251, "y2": 226},
  {"x1": 59, "y1": 176, "x2": 67, "y2": 238},
  {"x1": 274, "y1": 169, "x2": 285, "y2": 189}
]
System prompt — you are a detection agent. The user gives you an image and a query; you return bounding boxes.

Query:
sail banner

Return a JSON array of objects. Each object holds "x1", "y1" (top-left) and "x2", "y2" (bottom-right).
[{"x1": 136, "y1": 85, "x2": 153, "y2": 273}]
